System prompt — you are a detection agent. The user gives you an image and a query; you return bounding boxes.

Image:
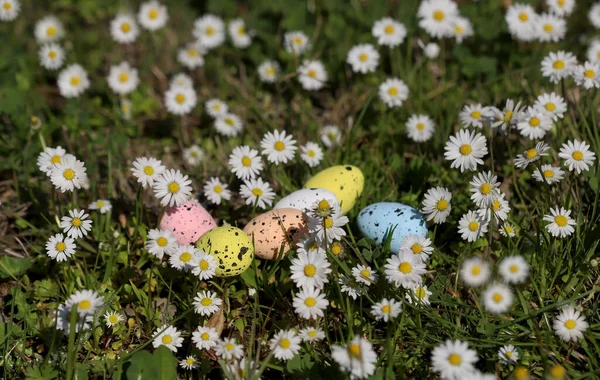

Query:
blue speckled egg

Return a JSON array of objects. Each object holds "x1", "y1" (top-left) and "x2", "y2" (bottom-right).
[{"x1": 357, "y1": 202, "x2": 428, "y2": 253}]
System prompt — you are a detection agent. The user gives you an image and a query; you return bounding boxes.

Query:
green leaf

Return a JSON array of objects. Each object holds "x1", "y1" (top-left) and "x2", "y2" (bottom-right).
[
  {"x1": 74, "y1": 364, "x2": 89, "y2": 380},
  {"x1": 34, "y1": 279, "x2": 59, "y2": 300},
  {"x1": 0, "y1": 256, "x2": 33, "y2": 279},
  {"x1": 153, "y1": 346, "x2": 178, "y2": 380},
  {"x1": 240, "y1": 266, "x2": 258, "y2": 288},
  {"x1": 25, "y1": 363, "x2": 58, "y2": 380},
  {"x1": 124, "y1": 351, "x2": 156, "y2": 380}
]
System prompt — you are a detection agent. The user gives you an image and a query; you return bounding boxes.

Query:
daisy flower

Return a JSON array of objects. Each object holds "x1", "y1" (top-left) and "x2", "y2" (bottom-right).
[
  {"x1": 57, "y1": 64, "x2": 90, "y2": 98},
  {"x1": 192, "y1": 326, "x2": 219, "y2": 350},
  {"x1": 229, "y1": 18, "x2": 252, "y2": 48},
  {"x1": 541, "y1": 51, "x2": 577, "y2": 83},
  {"x1": 460, "y1": 256, "x2": 491, "y2": 287},
  {"x1": 107, "y1": 61, "x2": 139, "y2": 95},
  {"x1": 543, "y1": 206, "x2": 576, "y2": 238},
  {"x1": 458, "y1": 210, "x2": 488, "y2": 242},
  {"x1": 183, "y1": 145, "x2": 204, "y2": 166},
  {"x1": 152, "y1": 326, "x2": 183, "y2": 352},
  {"x1": 300, "y1": 142, "x2": 324, "y2": 167},
  {"x1": 320, "y1": 125, "x2": 342, "y2": 148},
  {"x1": 190, "y1": 250, "x2": 217, "y2": 280},
  {"x1": 417, "y1": 0, "x2": 459, "y2": 38},
  {"x1": 0, "y1": 0, "x2": 20, "y2": 21},
  {"x1": 499, "y1": 256, "x2": 529, "y2": 284},
  {"x1": 299, "y1": 327, "x2": 325, "y2": 342},
  {"x1": 469, "y1": 171, "x2": 501, "y2": 208},
  {"x1": 591, "y1": 3, "x2": 600, "y2": 28},
  {"x1": 558, "y1": 139, "x2": 596, "y2": 173},
  {"x1": 452, "y1": 16, "x2": 473, "y2": 44},
  {"x1": 505, "y1": 3, "x2": 537, "y2": 41},
  {"x1": 372, "y1": 17, "x2": 406, "y2": 47},
  {"x1": 346, "y1": 44, "x2": 380, "y2": 74},
  {"x1": 203, "y1": 177, "x2": 231, "y2": 205},
  {"x1": 38, "y1": 43, "x2": 65, "y2": 70},
  {"x1": 498, "y1": 345, "x2": 518, "y2": 364},
  {"x1": 517, "y1": 107, "x2": 552, "y2": 139},
  {"x1": 104, "y1": 311, "x2": 124, "y2": 327},
  {"x1": 574, "y1": 61, "x2": 600, "y2": 89},
  {"x1": 258, "y1": 60, "x2": 280, "y2": 83},
  {"x1": 229, "y1": 146, "x2": 263, "y2": 180},
  {"x1": 553, "y1": 306, "x2": 588, "y2": 342},
  {"x1": 171, "y1": 73, "x2": 194, "y2": 90},
  {"x1": 110, "y1": 13, "x2": 139, "y2": 44},
  {"x1": 533, "y1": 164, "x2": 564, "y2": 184},
  {"x1": 240, "y1": 178, "x2": 276, "y2": 209},
  {"x1": 421, "y1": 186, "x2": 452, "y2": 224},
  {"x1": 177, "y1": 42, "x2": 205, "y2": 69},
  {"x1": 370, "y1": 298, "x2": 402, "y2": 322},
  {"x1": 514, "y1": 142, "x2": 550, "y2": 169},
  {"x1": 131, "y1": 157, "x2": 165, "y2": 188},
  {"x1": 384, "y1": 250, "x2": 426, "y2": 288},
  {"x1": 270, "y1": 330, "x2": 301, "y2": 361},
  {"x1": 536, "y1": 13, "x2": 566, "y2": 42},
  {"x1": 193, "y1": 14, "x2": 225, "y2": 50},
  {"x1": 35, "y1": 15, "x2": 64, "y2": 43},
  {"x1": 68, "y1": 289, "x2": 103, "y2": 317},
  {"x1": 214, "y1": 113, "x2": 243, "y2": 136},
  {"x1": 226, "y1": 358, "x2": 259, "y2": 379},
  {"x1": 293, "y1": 286, "x2": 329, "y2": 320},
  {"x1": 164, "y1": 86, "x2": 197, "y2": 115},
  {"x1": 405, "y1": 284, "x2": 433, "y2": 305},
  {"x1": 587, "y1": 40, "x2": 600, "y2": 63},
  {"x1": 138, "y1": 1, "x2": 168, "y2": 31},
  {"x1": 260, "y1": 130, "x2": 297, "y2": 165},
  {"x1": 215, "y1": 338, "x2": 244, "y2": 360},
  {"x1": 400, "y1": 235, "x2": 433, "y2": 261},
  {"x1": 444, "y1": 129, "x2": 488, "y2": 172},
  {"x1": 153, "y1": 169, "x2": 192, "y2": 207},
  {"x1": 308, "y1": 206, "x2": 349, "y2": 243},
  {"x1": 37, "y1": 146, "x2": 67, "y2": 175},
  {"x1": 56, "y1": 302, "x2": 93, "y2": 335},
  {"x1": 490, "y1": 99, "x2": 524, "y2": 130},
  {"x1": 284, "y1": 31, "x2": 310, "y2": 55},
  {"x1": 431, "y1": 340, "x2": 478, "y2": 380},
  {"x1": 547, "y1": 364, "x2": 568, "y2": 380},
  {"x1": 478, "y1": 193, "x2": 510, "y2": 224},
  {"x1": 378, "y1": 77, "x2": 409, "y2": 108},
  {"x1": 483, "y1": 283, "x2": 514, "y2": 314},
  {"x1": 89, "y1": 199, "x2": 112, "y2": 214},
  {"x1": 145, "y1": 228, "x2": 177, "y2": 260},
  {"x1": 179, "y1": 356, "x2": 198, "y2": 370},
  {"x1": 351, "y1": 264, "x2": 378, "y2": 286},
  {"x1": 169, "y1": 244, "x2": 197, "y2": 271},
  {"x1": 500, "y1": 223, "x2": 517, "y2": 238},
  {"x1": 406, "y1": 114, "x2": 435, "y2": 142},
  {"x1": 460, "y1": 104, "x2": 491, "y2": 129},
  {"x1": 418, "y1": 39, "x2": 440, "y2": 59},
  {"x1": 193, "y1": 290, "x2": 222, "y2": 317},
  {"x1": 339, "y1": 275, "x2": 367, "y2": 299},
  {"x1": 547, "y1": 0, "x2": 575, "y2": 16},
  {"x1": 331, "y1": 336, "x2": 377, "y2": 380},
  {"x1": 205, "y1": 98, "x2": 228, "y2": 118},
  {"x1": 60, "y1": 209, "x2": 92, "y2": 239},
  {"x1": 290, "y1": 250, "x2": 331, "y2": 289},
  {"x1": 298, "y1": 60, "x2": 327, "y2": 90},
  {"x1": 534, "y1": 93, "x2": 567, "y2": 121},
  {"x1": 45, "y1": 233, "x2": 76, "y2": 262},
  {"x1": 50, "y1": 155, "x2": 87, "y2": 192}
]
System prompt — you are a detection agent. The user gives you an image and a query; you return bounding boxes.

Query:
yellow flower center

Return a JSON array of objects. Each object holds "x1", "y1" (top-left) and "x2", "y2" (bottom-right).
[
  {"x1": 70, "y1": 77, "x2": 80, "y2": 86},
  {"x1": 225, "y1": 118, "x2": 234, "y2": 126},
  {"x1": 180, "y1": 252, "x2": 192, "y2": 262},
  {"x1": 237, "y1": 26, "x2": 246, "y2": 35},
  {"x1": 518, "y1": 12, "x2": 528, "y2": 22},
  {"x1": 148, "y1": 9, "x2": 158, "y2": 20},
  {"x1": 436, "y1": 199, "x2": 448, "y2": 211},
  {"x1": 307, "y1": 330, "x2": 318, "y2": 338},
  {"x1": 121, "y1": 23, "x2": 131, "y2": 33},
  {"x1": 199, "y1": 260, "x2": 209, "y2": 270},
  {"x1": 175, "y1": 94, "x2": 186, "y2": 104},
  {"x1": 190, "y1": 151, "x2": 198, "y2": 157},
  {"x1": 252, "y1": 188, "x2": 263, "y2": 196},
  {"x1": 205, "y1": 27, "x2": 214, "y2": 36},
  {"x1": 201, "y1": 332, "x2": 210, "y2": 340},
  {"x1": 143, "y1": 166, "x2": 154, "y2": 175},
  {"x1": 468, "y1": 221, "x2": 479, "y2": 232},
  {"x1": 47, "y1": 26, "x2": 57, "y2": 36},
  {"x1": 411, "y1": 244, "x2": 423, "y2": 254},
  {"x1": 564, "y1": 319, "x2": 576, "y2": 329},
  {"x1": 381, "y1": 305, "x2": 391, "y2": 313},
  {"x1": 119, "y1": 73, "x2": 128, "y2": 83},
  {"x1": 553, "y1": 60, "x2": 565, "y2": 69},
  {"x1": 460, "y1": 144, "x2": 471, "y2": 155},
  {"x1": 415, "y1": 287, "x2": 427, "y2": 298},
  {"x1": 213, "y1": 104, "x2": 221, "y2": 110},
  {"x1": 48, "y1": 51, "x2": 57, "y2": 59},
  {"x1": 505, "y1": 351, "x2": 513, "y2": 358},
  {"x1": 554, "y1": 215, "x2": 567, "y2": 227},
  {"x1": 480, "y1": 183, "x2": 491, "y2": 195},
  {"x1": 63, "y1": 169, "x2": 75, "y2": 180},
  {"x1": 398, "y1": 262, "x2": 412, "y2": 274},
  {"x1": 50, "y1": 155, "x2": 61, "y2": 164},
  {"x1": 156, "y1": 237, "x2": 168, "y2": 247},
  {"x1": 544, "y1": 169, "x2": 554, "y2": 178},
  {"x1": 280, "y1": 338, "x2": 291, "y2": 349},
  {"x1": 526, "y1": 148, "x2": 538, "y2": 159},
  {"x1": 72, "y1": 218, "x2": 82, "y2": 227},
  {"x1": 493, "y1": 199, "x2": 501, "y2": 211},
  {"x1": 471, "y1": 265, "x2": 481, "y2": 275},
  {"x1": 572, "y1": 151, "x2": 583, "y2": 161},
  {"x1": 584, "y1": 69, "x2": 595, "y2": 78},
  {"x1": 56, "y1": 242, "x2": 66, "y2": 252},
  {"x1": 331, "y1": 243, "x2": 342, "y2": 255},
  {"x1": 504, "y1": 110, "x2": 514, "y2": 122},
  {"x1": 455, "y1": 25, "x2": 464, "y2": 34},
  {"x1": 514, "y1": 367, "x2": 530, "y2": 380},
  {"x1": 168, "y1": 182, "x2": 179, "y2": 193},
  {"x1": 293, "y1": 36, "x2": 303, "y2": 45},
  {"x1": 109, "y1": 315, "x2": 119, "y2": 324},
  {"x1": 266, "y1": 66, "x2": 275, "y2": 76},
  {"x1": 274, "y1": 141, "x2": 285, "y2": 151},
  {"x1": 323, "y1": 218, "x2": 334, "y2": 229},
  {"x1": 307, "y1": 150, "x2": 316, "y2": 157},
  {"x1": 448, "y1": 353, "x2": 462, "y2": 366},
  {"x1": 433, "y1": 10, "x2": 445, "y2": 21},
  {"x1": 505, "y1": 226, "x2": 514, "y2": 233},
  {"x1": 529, "y1": 117, "x2": 540, "y2": 127},
  {"x1": 188, "y1": 49, "x2": 198, "y2": 57},
  {"x1": 360, "y1": 269, "x2": 371, "y2": 278},
  {"x1": 510, "y1": 264, "x2": 519, "y2": 273},
  {"x1": 543, "y1": 24, "x2": 553, "y2": 32},
  {"x1": 304, "y1": 264, "x2": 316, "y2": 277},
  {"x1": 186, "y1": 358, "x2": 195, "y2": 365},
  {"x1": 304, "y1": 297, "x2": 316, "y2": 307},
  {"x1": 96, "y1": 201, "x2": 105, "y2": 208},
  {"x1": 224, "y1": 343, "x2": 234, "y2": 350},
  {"x1": 327, "y1": 132, "x2": 337, "y2": 140},
  {"x1": 308, "y1": 69, "x2": 317, "y2": 78},
  {"x1": 387, "y1": 87, "x2": 398, "y2": 96},
  {"x1": 213, "y1": 185, "x2": 223, "y2": 194},
  {"x1": 200, "y1": 298, "x2": 212, "y2": 306},
  {"x1": 241, "y1": 156, "x2": 251, "y2": 167},
  {"x1": 161, "y1": 335, "x2": 172, "y2": 344},
  {"x1": 558, "y1": 0, "x2": 565, "y2": 5},
  {"x1": 359, "y1": 53, "x2": 368, "y2": 62},
  {"x1": 79, "y1": 300, "x2": 91, "y2": 310},
  {"x1": 543, "y1": 103, "x2": 556, "y2": 113},
  {"x1": 416, "y1": 123, "x2": 425, "y2": 131},
  {"x1": 493, "y1": 293, "x2": 503, "y2": 303},
  {"x1": 384, "y1": 25, "x2": 394, "y2": 34},
  {"x1": 348, "y1": 343, "x2": 361, "y2": 359},
  {"x1": 471, "y1": 111, "x2": 481, "y2": 119},
  {"x1": 3, "y1": 3, "x2": 11, "y2": 10},
  {"x1": 550, "y1": 364, "x2": 566, "y2": 377}
]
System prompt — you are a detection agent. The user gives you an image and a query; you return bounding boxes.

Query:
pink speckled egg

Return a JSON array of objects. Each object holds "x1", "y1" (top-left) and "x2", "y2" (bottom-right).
[{"x1": 160, "y1": 200, "x2": 217, "y2": 245}]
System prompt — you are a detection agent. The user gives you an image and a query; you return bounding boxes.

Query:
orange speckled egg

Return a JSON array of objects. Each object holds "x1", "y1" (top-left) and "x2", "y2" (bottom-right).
[
  {"x1": 160, "y1": 200, "x2": 217, "y2": 245},
  {"x1": 243, "y1": 208, "x2": 307, "y2": 260}
]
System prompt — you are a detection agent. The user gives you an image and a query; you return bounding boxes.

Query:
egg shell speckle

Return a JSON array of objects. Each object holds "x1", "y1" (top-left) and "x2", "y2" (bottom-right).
[
  {"x1": 357, "y1": 202, "x2": 428, "y2": 253},
  {"x1": 196, "y1": 226, "x2": 254, "y2": 277},
  {"x1": 160, "y1": 200, "x2": 217, "y2": 245},
  {"x1": 273, "y1": 188, "x2": 339, "y2": 214},
  {"x1": 303, "y1": 165, "x2": 364, "y2": 213},
  {"x1": 244, "y1": 208, "x2": 307, "y2": 260}
]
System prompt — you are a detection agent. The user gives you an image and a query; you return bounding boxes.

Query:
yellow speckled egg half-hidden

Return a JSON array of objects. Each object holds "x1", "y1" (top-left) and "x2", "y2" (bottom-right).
[
  {"x1": 303, "y1": 165, "x2": 364, "y2": 213},
  {"x1": 195, "y1": 226, "x2": 254, "y2": 277}
]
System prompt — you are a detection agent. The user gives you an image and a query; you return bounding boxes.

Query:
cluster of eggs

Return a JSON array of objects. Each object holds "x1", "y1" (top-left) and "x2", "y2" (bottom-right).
[{"x1": 159, "y1": 165, "x2": 427, "y2": 277}]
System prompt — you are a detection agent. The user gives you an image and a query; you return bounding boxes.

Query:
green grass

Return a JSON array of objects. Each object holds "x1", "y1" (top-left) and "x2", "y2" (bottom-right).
[{"x1": 1, "y1": 0, "x2": 600, "y2": 379}]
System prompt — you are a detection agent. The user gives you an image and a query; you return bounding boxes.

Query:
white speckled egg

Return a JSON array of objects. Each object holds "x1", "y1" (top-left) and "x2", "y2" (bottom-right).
[
  {"x1": 303, "y1": 165, "x2": 364, "y2": 213},
  {"x1": 160, "y1": 200, "x2": 217, "y2": 245},
  {"x1": 196, "y1": 226, "x2": 254, "y2": 277},
  {"x1": 244, "y1": 208, "x2": 307, "y2": 260},
  {"x1": 273, "y1": 188, "x2": 339, "y2": 214}
]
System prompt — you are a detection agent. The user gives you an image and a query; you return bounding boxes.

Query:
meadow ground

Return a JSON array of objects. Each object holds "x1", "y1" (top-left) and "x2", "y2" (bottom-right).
[{"x1": 1, "y1": 0, "x2": 600, "y2": 379}]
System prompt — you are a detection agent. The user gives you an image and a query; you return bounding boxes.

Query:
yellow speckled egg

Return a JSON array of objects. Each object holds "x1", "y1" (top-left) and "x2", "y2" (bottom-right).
[
  {"x1": 303, "y1": 165, "x2": 364, "y2": 213},
  {"x1": 195, "y1": 226, "x2": 254, "y2": 277},
  {"x1": 243, "y1": 208, "x2": 307, "y2": 260}
]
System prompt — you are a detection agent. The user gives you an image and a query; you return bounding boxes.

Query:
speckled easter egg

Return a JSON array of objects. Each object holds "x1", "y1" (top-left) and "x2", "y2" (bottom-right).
[
  {"x1": 273, "y1": 188, "x2": 340, "y2": 214},
  {"x1": 357, "y1": 202, "x2": 428, "y2": 253},
  {"x1": 243, "y1": 208, "x2": 307, "y2": 260},
  {"x1": 160, "y1": 200, "x2": 217, "y2": 245},
  {"x1": 195, "y1": 226, "x2": 254, "y2": 277},
  {"x1": 303, "y1": 165, "x2": 364, "y2": 213}
]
